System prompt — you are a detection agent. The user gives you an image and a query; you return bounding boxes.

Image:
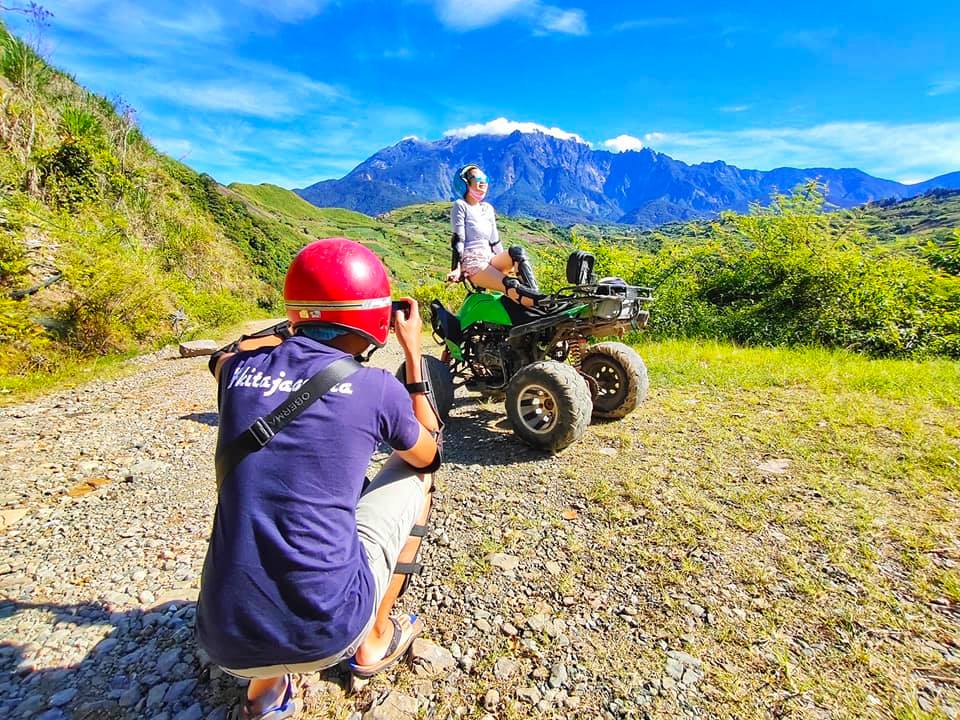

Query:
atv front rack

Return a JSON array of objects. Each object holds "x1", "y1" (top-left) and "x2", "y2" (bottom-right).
[
  {"x1": 505, "y1": 282, "x2": 652, "y2": 339},
  {"x1": 553, "y1": 282, "x2": 653, "y2": 321}
]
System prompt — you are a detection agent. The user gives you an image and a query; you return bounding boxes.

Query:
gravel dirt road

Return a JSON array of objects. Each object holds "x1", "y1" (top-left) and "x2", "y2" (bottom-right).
[
  {"x1": 0, "y1": 329, "x2": 687, "y2": 720},
  {"x1": 4, "y1": 328, "x2": 957, "y2": 720}
]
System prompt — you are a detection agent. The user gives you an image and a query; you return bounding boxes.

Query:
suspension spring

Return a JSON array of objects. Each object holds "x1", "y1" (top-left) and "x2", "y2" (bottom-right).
[{"x1": 569, "y1": 338, "x2": 587, "y2": 368}]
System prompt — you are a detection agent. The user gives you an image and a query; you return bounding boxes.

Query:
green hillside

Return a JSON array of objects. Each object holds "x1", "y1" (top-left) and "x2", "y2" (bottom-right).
[
  {"x1": 229, "y1": 185, "x2": 571, "y2": 289},
  {"x1": 581, "y1": 189, "x2": 960, "y2": 255},
  {"x1": 842, "y1": 189, "x2": 960, "y2": 242},
  {"x1": 0, "y1": 23, "x2": 289, "y2": 381}
]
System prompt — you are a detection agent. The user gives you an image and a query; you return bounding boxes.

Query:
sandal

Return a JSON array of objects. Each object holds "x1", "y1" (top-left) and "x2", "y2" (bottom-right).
[
  {"x1": 232, "y1": 674, "x2": 301, "y2": 720},
  {"x1": 348, "y1": 613, "x2": 423, "y2": 678}
]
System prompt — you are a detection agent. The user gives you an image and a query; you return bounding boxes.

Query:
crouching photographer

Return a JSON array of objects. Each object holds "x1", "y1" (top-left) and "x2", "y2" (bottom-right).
[{"x1": 196, "y1": 237, "x2": 442, "y2": 720}]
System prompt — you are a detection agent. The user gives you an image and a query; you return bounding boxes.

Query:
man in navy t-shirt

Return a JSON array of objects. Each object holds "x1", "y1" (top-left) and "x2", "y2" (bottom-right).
[{"x1": 197, "y1": 238, "x2": 442, "y2": 720}]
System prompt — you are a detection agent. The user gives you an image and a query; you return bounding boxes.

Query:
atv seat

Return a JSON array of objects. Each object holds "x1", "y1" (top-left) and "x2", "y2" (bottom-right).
[{"x1": 499, "y1": 295, "x2": 548, "y2": 325}]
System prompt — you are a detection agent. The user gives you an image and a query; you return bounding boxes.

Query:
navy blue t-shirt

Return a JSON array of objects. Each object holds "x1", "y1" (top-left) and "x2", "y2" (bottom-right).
[{"x1": 196, "y1": 337, "x2": 421, "y2": 669}]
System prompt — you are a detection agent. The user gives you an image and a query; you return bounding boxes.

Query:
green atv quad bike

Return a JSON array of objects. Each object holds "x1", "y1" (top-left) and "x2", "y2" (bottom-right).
[{"x1": 399, "y1": 251, "x2": 653, "y2": 452}]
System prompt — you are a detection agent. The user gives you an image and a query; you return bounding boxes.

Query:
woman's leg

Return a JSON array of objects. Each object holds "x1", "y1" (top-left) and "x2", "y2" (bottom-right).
[
  {"x1": 490, "y1": 250, "x2": 514, "y2": 273},
  {"x1": 469, "y1": 264, "x2": 537, "y2": 307}
]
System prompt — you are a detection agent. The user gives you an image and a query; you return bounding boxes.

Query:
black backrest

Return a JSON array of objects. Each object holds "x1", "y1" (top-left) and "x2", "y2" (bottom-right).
[{"x1": 566, "y1": 250, "x2": 597, "y2": 285}]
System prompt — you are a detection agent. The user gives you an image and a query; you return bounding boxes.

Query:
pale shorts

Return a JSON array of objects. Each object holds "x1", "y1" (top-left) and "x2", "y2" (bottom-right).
[
  {"x1": 220, "y1": 454, "x2": 426, "y2": 679},
  {"x1": 461, "y1": 249, "x2": 494, "y2": 277}
]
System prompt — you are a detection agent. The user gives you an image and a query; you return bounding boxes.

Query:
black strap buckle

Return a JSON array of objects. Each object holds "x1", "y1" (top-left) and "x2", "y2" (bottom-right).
[
  {"x1": 405, "y1": 380, "x2": 432, "y2": 394},
  {"x1": 248, "y1": 417, "x2": 275, "y2": 447}
]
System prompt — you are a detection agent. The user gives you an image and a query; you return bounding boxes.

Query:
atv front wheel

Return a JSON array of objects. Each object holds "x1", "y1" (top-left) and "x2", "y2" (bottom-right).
[
  {"x1": 581, "y1": 342, "x2": 649, "y2": 419},
  {"x1": 505, "y1": 361, "x2": 592, "y2": 452},
  {"x1": 396, "y1": 355, "x2": 455, "y2": 420}
]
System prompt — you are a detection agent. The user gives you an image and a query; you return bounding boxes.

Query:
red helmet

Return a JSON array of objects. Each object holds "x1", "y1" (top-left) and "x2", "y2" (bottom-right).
[{"x1": 284, "y1": 238, "x2": 392, "y2": 347}]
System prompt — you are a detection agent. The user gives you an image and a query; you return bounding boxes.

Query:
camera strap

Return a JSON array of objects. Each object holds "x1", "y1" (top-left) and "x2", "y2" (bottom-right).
[{"x1": 215, "y1": 356, "x2": 361, "y2": 490}]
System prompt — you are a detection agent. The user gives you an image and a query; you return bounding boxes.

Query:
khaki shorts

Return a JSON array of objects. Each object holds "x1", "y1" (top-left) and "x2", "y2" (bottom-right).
[{"x1": 221, "y1": 454, "x2": 426, "y2": 679}]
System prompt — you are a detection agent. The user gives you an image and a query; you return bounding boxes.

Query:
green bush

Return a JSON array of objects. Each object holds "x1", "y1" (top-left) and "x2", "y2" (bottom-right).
[
  {"x1": 36, "y1": 141, "x2": 100, "y2": 209},
  {"x1": 57, "y1": 232, "x2": 173, "y2": 354},
  {"x1": 533, "y1": 185, "x2": 960, "y2": 359},
  {"x1": 59, "y1": 105, "x2": 103, "y2": 145},
  {"x1": 925, "y1": 230, "x2": 960, "y2": 275},
  {"x1": 0, "y1": 296, "x2": 50, "y2": 374},
  {"x1": 411, "y1": 280, "x2": 467, "y2": 323}
]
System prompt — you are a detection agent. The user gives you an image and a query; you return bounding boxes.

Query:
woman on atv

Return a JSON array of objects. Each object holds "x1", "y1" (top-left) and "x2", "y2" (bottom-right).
[{"x1": 445, "y1": 164, "x2": 542, "y2": 306}]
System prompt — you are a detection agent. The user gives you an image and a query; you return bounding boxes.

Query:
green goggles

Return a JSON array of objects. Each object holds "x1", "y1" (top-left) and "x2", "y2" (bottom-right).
[{"x1": 468, "y1": 175, "x2": 489, "y2": 185}]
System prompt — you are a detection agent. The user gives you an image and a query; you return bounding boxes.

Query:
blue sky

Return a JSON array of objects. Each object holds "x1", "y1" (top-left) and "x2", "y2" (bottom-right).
[{"x1": 10, "y1": 0, "x2": 960, "y2": 187}]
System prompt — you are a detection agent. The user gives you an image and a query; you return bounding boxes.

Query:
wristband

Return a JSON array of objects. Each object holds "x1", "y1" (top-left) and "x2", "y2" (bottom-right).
[{"x1": 405, "y1": 380, "x2": 431, "y2": 394}]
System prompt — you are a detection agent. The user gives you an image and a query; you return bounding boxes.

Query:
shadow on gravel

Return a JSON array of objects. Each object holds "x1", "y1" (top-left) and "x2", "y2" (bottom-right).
[
  {"x1": 0, "y1": 597, "x2": 253, "y2": 719},
  {"x1": 179, "y1": 412, "x2": 219, "y2": 427},
  {"x1": 442, "y1": 401, "x2": 555, "y2": 468}
]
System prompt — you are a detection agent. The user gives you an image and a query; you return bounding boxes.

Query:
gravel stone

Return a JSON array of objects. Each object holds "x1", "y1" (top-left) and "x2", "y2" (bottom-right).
[
  {"x1": 362, "y1": 692, "x2": 419, "y2": 720},
  {"x1": 488, "y1": 553, "x2": 520, "y2": 572},
  {"x1": 549, "y1": 662, "x2": 568, "y2": 688},
  {"x1": 173, "y1": 702, "x2": 204, "y2": 720},
  {"x1": 517, "y1": 687, "x2": 542, "y2": 705},
  {"x1": 410, "y1": 639, "x2": 456, "y2": 676},
  {"x1": 147, "y1": 683, "x2": 169, "y2": 707},
  {"x1": 48, "y1": 688, "x2": 77, "y2": 706},
  {"x1": 493, "y1": 657, "x2": 518, "y2": 681}
]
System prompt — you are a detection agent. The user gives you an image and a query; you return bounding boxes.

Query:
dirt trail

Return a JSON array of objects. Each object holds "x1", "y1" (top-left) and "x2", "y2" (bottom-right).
[{"x1": 0, "y1": 331, "x2": 680, "y2": 720}]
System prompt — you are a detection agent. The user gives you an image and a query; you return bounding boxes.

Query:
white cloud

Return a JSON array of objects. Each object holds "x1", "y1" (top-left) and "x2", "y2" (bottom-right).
[
  {"x1": 603, "y1": 134, "x2": 644, "y2": 152},
  {"x1": 237, "y1": 0, "x2": 330, "y2": 22},
  {"x1": 613, "y1": 17, "x2": 686, "y2": 31},
  {"x1": 433, "y1": 0, "x2": 532, "y2": 30},
  {"x1": 720, "y1": 104, "x2": 752, "y2": 113},
  {"x1": 444, "y1": 117, "x2": 590, "y2": 145},
  {"x1": 641, "y1": 121, "x2": 960, "y2": 181},
  {"x1": 138, "y1": 100, "x2": 434, "y2": 187},
  {"x1": 929, "y1": 80, "x2": 960, "y2": 97},
  {"x1": 433, "y1": 0, "x2": 587, "y2": 35},
  {"x1": 148, "y1": 82, "x2": 303, "y2": 119},
  {"x1": 539, "y1": 8, "x2": 587, "y2": 35},
  {"x1": 47, "y1": 1, "x2": 227, "y2": 58}
]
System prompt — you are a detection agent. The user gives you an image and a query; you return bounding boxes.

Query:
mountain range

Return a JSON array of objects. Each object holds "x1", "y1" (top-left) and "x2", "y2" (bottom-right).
[{"x1": 294, "y1": 131, "x2": 960, "y2": 227}]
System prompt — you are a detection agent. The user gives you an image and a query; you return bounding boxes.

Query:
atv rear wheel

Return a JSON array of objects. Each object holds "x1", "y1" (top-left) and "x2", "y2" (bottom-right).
[
  {"x1": 396, "y1": 355, "x2": 455, "y2": 420},
  {"x1": 581, "y1": 342, "x2": 648, "y2": 419},
  {"x1": 505, "y1": 361, "x2": 592, "y2": 452}
]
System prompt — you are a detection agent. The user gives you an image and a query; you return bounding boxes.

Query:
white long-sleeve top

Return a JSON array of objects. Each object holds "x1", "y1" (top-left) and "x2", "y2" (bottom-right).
[{"x1": 451, "y1": 198, "x2": 503, "y2": 260}]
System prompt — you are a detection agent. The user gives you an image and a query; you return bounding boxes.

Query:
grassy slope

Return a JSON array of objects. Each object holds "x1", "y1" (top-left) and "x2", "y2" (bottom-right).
[
  {"x1": 228, "y1": 184, "x2": 572, "y2": 290},
  {"x1": 0, "y1": 25, "x2": 283, "y2": 380},
  {"x1": 575, "y1": 340, "x2": 959, "y2": 719},
  {"x1": 844, "y1": 190, "x2": 960, "y2": 244}
]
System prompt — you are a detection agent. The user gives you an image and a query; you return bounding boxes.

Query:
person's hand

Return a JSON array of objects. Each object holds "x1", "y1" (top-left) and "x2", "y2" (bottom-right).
[
  {"x1": 445, "y1": 268, "x2": 462, "y2": 283},
  {"x1": 393, "y1": 297, "x2": 422, "y2": 356}
]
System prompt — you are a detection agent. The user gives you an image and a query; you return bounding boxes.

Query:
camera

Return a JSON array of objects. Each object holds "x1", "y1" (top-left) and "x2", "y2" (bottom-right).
[{"x1": 390, "y1": 299, "x2": 412, "y2": 327}]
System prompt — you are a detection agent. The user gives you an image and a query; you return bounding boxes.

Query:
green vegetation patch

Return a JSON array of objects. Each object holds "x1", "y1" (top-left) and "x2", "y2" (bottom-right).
[{"x1": 561, "y1": 338, "x2": 960, "y2": 719}]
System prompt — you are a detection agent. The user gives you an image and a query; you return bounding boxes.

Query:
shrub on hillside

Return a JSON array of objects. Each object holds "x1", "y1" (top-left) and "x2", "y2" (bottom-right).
[
  {"x1": 925, "y1": 230, "x2": 960, "y2": 275},
  {"x1": 57, "y1": 232, "x2": 173, "y2": 354}
]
